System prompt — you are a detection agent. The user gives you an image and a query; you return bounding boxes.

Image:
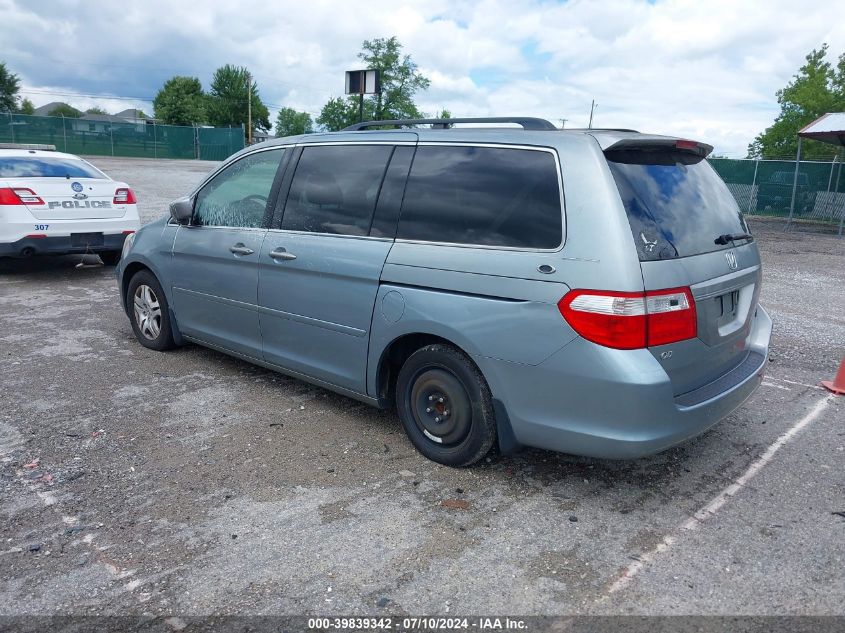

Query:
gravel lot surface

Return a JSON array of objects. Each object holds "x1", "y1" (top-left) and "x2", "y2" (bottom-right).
[{"x1": 1, "y1": 157, "x2": 843, "y2": 618}]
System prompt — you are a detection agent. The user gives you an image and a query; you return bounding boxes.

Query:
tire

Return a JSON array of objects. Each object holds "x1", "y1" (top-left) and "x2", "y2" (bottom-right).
[
  {"x1": 99, "y1": 251, "x2": 122, "y2": 266},
  {"x1": 395, "y1": 344, "x2": 496, "y2": 467},
  {"x1": 126, "y1": 270, "x2": 176, "y2": 351}
]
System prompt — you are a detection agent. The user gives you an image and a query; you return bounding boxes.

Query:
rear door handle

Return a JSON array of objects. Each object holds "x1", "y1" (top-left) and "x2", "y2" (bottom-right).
[
  {"x1": 269, "y1": 247, "x2": 297, "y2": 261},
  {"x1": 229, "y1": 243, "x2": 254, "y2": 256}
]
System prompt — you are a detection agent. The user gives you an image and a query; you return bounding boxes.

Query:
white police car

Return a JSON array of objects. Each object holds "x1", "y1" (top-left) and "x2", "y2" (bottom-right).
[{"x1": 0, "y1": 144, "x2": 140, "y2": 264}]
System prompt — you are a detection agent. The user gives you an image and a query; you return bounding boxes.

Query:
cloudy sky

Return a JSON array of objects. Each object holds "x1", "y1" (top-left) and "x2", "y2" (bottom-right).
[{"x1": 3, "y1": 0, "x2": 844, "y2": 156}]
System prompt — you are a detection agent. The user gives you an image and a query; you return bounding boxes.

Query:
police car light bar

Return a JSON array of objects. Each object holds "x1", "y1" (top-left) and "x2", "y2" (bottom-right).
[{"x1": 0, "y1": 143, "x2": 57, "y2": 151}]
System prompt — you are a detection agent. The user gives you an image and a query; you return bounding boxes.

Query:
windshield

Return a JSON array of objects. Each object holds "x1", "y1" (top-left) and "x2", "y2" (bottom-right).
[
  {"x1": 0, "y1": 157, "x2": 108, "y2": 179},
  {"x1": 606, "y1": 149, "x2": 749, "y2": 261}
]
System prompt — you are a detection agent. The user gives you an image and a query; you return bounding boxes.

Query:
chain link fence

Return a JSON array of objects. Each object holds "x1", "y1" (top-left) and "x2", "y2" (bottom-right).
[
  {"x1": 2, "y1": 113, "x2": 245, "y2": 161},
  {"x1": 709, "y1": 157, "x2": 845, "y2": 226}
]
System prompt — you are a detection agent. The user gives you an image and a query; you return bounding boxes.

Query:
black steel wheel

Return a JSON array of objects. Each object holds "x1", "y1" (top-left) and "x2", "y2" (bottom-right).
[
  {"x1": 396, "y1": 343, "x2": 496, "y2": 467},
  {"x1": 99, "y1": 251, "x2": 122, "y2": 266}
]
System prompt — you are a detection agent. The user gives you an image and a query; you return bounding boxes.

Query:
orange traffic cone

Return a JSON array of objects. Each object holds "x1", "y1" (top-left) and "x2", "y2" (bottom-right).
[{"x1": 821, "y1": 358, "x2": 845, "y2": 395}]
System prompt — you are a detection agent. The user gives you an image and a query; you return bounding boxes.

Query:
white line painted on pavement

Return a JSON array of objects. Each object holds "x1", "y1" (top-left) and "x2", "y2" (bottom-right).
[
  {"x1": 606, "y1": 394, "x2": 835, "y2": 596},
  {"x1": 762, "y1": 381, "x2": 790, "y2": 390},
  {"x1": 766, "y1": 376, "x2": 825, "y2": 390}
]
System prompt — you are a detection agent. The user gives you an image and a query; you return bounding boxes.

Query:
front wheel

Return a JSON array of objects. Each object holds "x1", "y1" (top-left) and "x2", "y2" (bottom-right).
[
  {"x1": 395, "y1": 344, "x2": 496, "y2": 467},
  {"x1": 99, "y1": 251, "x2": 121, "y2": 266},
  {"x1": 126, "y1": 270, "x2": 176, "y2": 351}
]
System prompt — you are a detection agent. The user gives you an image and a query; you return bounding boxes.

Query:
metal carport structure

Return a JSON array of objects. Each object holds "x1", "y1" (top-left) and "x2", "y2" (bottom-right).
[{"x1": 789, "y1": 113, "x2": 845, "y2": 235}]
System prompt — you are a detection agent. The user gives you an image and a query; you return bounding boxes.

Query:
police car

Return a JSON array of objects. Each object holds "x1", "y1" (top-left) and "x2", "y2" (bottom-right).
[{"x1": 0, "y1": 144, "x2": 139, "y2": 264}]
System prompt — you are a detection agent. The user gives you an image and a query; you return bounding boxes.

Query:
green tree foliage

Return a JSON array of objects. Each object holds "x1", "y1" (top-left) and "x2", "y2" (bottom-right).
[
  {"x1": 0, "y1": 61, "x2": 21, "y2": 113},
  {"x1": 207, "y1": 65, "x2": 270, "y2": 135},
  {"x1": 748, "y1": 44, "x2": 845, "y2": 159},
  {"x1": 85, "y1": 106, "x2": 108, "y2": 115},
  {"x1": 18, "y1": 97, "x2": 34, "y2": 115},
  {"x1": 153, "y1": 76, "x2": 206, "y2": 126},
  {"x1": 275, "y1": 107, "x2": 314, "y2": 137},
  {"x1": 316, "y1": 96, "x2": 359, "y2": 131},
  {"x1": 317, "y1": 37, "x2": 430, "y2": 131},
  {"x1": 47, "y1": 103, "x2": 82, "y2": 118}
]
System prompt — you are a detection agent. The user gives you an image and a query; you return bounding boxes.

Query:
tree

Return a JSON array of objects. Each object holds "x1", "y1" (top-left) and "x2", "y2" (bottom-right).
[
  {"x1": 18, "y1": 97, "x2": 34, "y2": 115},
  {"x1": 0, "y1": 61, "x2": 20, "y2": 113},
  {"x1": 361, "y1": 37, "x2": 430, "y2": 121},
  {"x1": 47, "y1": 103, "x2": 82, "y2": 118},
  {"x1": 153, "y1": 76, "x2": 206, "y2": 126},
  {"x1": 316, "y1": 37, "x2": 430, "y2": 131},
  {"x1": 85, "y1": 106, "x2": 108, "y2": 115},
  {"x1": 206, "y1": 65, "x2": 270, "y2": 136},
  {"x1": 316, "y1": 97, "x2": 359, "y2": 131},
  {"x1": 275, "y1": 107, "x2": 314, "y2": 137},
  {"x1": 748, "y1": 45, "x2": 845, "y2": 160}
]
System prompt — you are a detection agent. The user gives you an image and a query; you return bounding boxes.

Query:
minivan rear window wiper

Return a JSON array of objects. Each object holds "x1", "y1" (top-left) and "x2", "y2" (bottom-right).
[{"x1": 714, "y1": 233, "x2": 753, "y2": 245}]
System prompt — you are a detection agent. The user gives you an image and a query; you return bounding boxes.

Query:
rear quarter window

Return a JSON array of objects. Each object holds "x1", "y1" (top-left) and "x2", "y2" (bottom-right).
[{"x1": 397, "y1": 145, "x2": 562, "y2": 249}]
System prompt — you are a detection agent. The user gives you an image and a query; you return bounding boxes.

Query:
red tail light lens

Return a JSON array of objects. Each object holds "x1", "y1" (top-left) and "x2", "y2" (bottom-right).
[
  {"x1": 558, "y1": 290, "x2": 647, "y2": 349},
  {"x1": 644, "y1": 287, "x2": 697, "y2": 346},
  {"x1": 0, "y1": 187, "x2": 44, "y2": 205},
  {"x1": 559, "y1": 287, "x2": 696, "y2": 350},
  {"x1": 114, "y1": 188, "x2": 136, "y2": 204}
]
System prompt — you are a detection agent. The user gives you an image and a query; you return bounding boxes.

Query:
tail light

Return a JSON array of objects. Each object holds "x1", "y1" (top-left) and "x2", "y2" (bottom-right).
[
  {"x1": 558, "y1": 287, "x2": 696, "y2": 350},
  {"x1": 0, "y1": 187, "x2": 44, "y2": 205},
  {"x1": 114, "y1": 188, "x2": 136, "y2": 204}
]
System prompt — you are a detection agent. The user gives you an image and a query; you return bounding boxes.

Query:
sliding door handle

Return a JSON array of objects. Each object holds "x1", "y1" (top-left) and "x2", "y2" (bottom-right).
[
  {"x1": 269, "y1": 247, "x2": 297, "y2": 261},
  {"x1": 229, "y1": 243, "x2": 254, "y2": 256}
]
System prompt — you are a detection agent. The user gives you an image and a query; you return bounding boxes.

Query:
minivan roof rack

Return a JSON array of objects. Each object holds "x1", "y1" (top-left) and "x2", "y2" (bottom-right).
[
  {"x1": 343, "y1": 117, "x2": 559, "y2": 131},
  {"x1": 567, "y1": 128, "x2": 640, "y2": 133}
]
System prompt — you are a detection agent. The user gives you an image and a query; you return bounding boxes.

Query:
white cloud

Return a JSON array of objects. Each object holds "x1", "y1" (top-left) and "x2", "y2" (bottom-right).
[{"x1": 3, "y1": 0, "x2": 844, "y2": 156}]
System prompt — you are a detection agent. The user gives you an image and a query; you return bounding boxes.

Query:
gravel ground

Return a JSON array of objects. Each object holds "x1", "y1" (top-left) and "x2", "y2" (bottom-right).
[{"x1": 0, "y1": 157, "x2": 843, "y2": 619}]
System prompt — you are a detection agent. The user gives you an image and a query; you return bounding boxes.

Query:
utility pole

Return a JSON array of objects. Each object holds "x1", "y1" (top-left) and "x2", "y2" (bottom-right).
[
  {"x1": 559, "y1": 118, "x2": 568, "y2": 129},
  {"x1": 588, "y1": 100, "x2": 597, "y2": 129},
  {"x1": 246, "y1": 71, "x2": 252, "y2": 145}
]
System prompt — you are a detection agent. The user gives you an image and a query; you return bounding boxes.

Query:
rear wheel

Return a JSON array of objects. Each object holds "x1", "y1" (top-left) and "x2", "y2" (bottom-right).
[
  {"x1": 396, "y1": 344, "x2": 496, "y2": 467},
  {"x1": 127, "y1": 270, "x2": 175, "y2": 351},
  {"x1": 99, "y1": 251, "x2": 121, "y2": 266}
]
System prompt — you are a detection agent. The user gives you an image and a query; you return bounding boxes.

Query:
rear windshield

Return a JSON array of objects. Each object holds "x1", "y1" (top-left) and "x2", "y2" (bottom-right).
[
  {"x1": 0, "y1": 157, "x2": 107, "y2": 179},
  {"x1": 606, "y1": 149, "x2": 749, "y2": 261}
]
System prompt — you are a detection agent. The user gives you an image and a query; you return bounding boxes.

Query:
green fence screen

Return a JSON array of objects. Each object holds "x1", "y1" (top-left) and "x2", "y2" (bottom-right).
[
  {"x1": 709, "y1": 157, "x2": 844, "y2": 225},
  {"x1": 1, "y1": 113, "x2": 244, "y2": 161}
]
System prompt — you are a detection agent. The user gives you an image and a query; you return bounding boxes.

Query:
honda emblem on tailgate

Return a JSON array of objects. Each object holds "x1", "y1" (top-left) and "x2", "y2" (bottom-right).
[{"x1": 725, "y1": 251, "x2": 738, "y2": 270}]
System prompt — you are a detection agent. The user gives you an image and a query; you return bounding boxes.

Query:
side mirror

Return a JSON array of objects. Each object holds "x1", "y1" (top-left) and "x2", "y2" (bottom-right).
[{"x1": 169, "y1": 196, "x2": 194, "y2": 225}]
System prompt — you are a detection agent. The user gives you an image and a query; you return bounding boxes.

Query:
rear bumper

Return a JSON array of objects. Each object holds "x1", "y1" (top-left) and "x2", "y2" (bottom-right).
[
  {"x1": 480, "y1": 305, "x2": 773, "y2": 459},
  {"x1": 0, "y1": 233, "x2": 130, "y2": 257}
]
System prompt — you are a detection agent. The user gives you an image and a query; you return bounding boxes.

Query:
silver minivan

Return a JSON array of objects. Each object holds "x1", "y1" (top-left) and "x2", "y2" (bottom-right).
[{"x1": 117, "y1": 117, "x2": 772, "y2": 466}]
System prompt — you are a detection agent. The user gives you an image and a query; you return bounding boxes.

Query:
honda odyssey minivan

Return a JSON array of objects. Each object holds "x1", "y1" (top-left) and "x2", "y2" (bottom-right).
[{"x1": 117, "y1": 117, "x2": 772, "y2": 466}]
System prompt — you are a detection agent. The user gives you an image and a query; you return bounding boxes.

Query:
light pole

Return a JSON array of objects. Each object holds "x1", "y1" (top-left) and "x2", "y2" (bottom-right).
[{"x1": 246, "y1": 71, "x2": 252, "y2": 145}]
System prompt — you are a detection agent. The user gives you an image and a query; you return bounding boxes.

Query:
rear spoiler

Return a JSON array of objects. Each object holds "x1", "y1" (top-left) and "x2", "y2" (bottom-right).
[{"x1": 603, "y1": 138, "x2": 713, "y2": 158}]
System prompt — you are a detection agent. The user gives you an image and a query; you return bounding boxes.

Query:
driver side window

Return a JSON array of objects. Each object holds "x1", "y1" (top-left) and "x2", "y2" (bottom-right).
[{"x1": 194, "y1": 148, "x2": 285, "y2": 228}]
